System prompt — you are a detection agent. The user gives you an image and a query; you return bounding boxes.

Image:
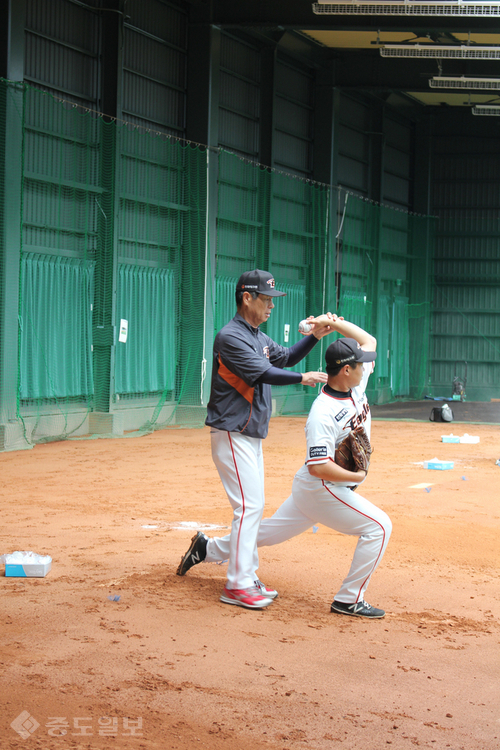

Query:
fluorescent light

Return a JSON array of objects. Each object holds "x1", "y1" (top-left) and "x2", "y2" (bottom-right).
[
  {"x1": 313, "y1": 2, "x2": 500, "y2": 16},
  {"x1": 472, "y1": 104, "x2": 500, "y2": 115},
  {"x1": 430, "y1": 76, "x2": 500, "y2": 89},
  {"x1": 380, "y1": 44, "x2": 500, "y2": 58}
]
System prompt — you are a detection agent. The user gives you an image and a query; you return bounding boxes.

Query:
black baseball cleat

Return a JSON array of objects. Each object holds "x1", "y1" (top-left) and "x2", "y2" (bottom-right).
[
  {"x1": 176, "y1": 531, "x2": 208, "y2": 576},
  {"x1": 331, "y1": 600, "x2": 385, "y2": 619}
]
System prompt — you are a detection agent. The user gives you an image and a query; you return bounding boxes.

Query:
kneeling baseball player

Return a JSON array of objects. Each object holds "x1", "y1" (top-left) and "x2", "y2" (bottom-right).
[{"x1": 177, "y1": 317, "x2": 392, "y2": 619}]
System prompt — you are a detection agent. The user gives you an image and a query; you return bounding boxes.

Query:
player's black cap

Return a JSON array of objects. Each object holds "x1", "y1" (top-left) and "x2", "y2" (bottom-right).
[
  {"x1": 236, "y1": 269, "x2": 286, "y2": 297},
  {"x1": 325, "y1": 338, "x2": 377, "y2": 368}
]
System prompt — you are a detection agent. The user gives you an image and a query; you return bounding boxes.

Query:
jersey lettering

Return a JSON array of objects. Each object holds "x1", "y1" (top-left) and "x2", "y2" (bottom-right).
[{"x1": 346, "y1": 402, "x2": 370, "y2": 431}]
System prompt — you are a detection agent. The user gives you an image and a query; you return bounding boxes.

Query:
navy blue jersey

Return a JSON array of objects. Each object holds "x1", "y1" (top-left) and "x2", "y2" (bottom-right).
[{"x1": 206, "y1": 314, "x2": 290, "y2": 439}]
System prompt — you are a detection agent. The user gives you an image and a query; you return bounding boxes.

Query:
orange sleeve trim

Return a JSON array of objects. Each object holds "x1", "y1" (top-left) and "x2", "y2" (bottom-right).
[{"x1": 218, "y1": 355, "x2": 255, "y2": 405}]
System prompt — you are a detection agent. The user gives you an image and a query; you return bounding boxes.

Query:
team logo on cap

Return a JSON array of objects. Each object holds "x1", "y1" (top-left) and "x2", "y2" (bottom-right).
[
  {"x1": 266, "y1": 278, "x2": 275, "y2": 288},
  {"x1": 336, "y1": 356, "x2": 355, "y2": 364}
]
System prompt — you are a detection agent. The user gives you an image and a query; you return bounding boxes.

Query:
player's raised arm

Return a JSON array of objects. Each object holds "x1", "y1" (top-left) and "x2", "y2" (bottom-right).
[
  {"x1": 299, "y1": 313, "x2": 340, "y2": 340},
  {"x1": 326, "y1": 317, "x2": 377, "y2": 351}
]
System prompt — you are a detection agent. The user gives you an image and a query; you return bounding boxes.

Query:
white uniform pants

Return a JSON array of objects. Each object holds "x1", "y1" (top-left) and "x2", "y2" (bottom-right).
[
  {"x1": 210, "y1": 428, "x2": 264, "y2": 590},
  {"x1": 207, "y1": 471, "x2": 392, "y2": 604}
]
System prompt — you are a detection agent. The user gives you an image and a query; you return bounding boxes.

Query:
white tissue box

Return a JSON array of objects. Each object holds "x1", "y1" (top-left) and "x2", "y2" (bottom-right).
[
  {"x1": 459, "y1": 434, "x2": 479, "y2": 444},
  {"x1": 4, "y1": 552, "x2": 52, "y2": 577},
  {"x1": 5, "y1": 561, "x2": 51, "y2": 577}
]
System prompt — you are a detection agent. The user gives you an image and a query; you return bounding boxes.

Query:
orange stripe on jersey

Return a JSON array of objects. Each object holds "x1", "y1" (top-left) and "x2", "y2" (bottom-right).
[{"x1": 218, "y1": 355, "x2": 255, "y2": 405}]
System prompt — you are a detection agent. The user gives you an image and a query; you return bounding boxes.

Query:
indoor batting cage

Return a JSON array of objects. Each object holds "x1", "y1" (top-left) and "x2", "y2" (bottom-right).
[{"x1": 2, "y1": 78, "x2": 435, "y2": 449}]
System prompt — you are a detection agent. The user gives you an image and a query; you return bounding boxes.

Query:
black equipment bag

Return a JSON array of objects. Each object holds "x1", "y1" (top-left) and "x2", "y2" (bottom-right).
[{"x1": 429, "y1": 404, "x2": 453, "y2": 423}]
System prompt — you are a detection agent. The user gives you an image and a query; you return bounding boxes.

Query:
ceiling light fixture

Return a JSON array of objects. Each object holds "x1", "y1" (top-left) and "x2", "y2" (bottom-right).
[
  {"x1": 313, "y1": 1, "x2": 500, "y2": 16},
  {"x1": 430, "y1": 76, "x2": 500, "y2": 89},
  {"x1": 380, "y1": 44, "x2": 500, "y2": 58},
  {"x1": 472, "y1": 104, "x2": 500, "y2": 114}
]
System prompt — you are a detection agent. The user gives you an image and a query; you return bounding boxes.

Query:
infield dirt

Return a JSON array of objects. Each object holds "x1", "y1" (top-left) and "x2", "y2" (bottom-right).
[{"x1": 1, "y1": 418, "x2": 499, "y2": 750}]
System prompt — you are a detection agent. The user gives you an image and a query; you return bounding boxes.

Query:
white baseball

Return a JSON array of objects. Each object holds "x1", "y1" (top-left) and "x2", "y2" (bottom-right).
[{"x1": 298, "y1": 319, "x2": 312, "y2": 334}]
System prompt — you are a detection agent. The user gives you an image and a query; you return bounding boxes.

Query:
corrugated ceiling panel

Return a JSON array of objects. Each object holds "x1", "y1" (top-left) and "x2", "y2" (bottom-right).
[
  {"x1": 433, "y1": 153, "x2": 500, "y2": 181},
  {"x1": 384, "y1": 172, "x2": 410, "y2": 206},
  {"x1": 435, "y1": 284, "x2": 500, "y2": 311},
  {"x1": 339, "y1": 95, "x2": 370, "y2": 131},
  {"x1": 274, "y1": 58, "x2": 313, "y2": 177},
  {"x1": 220, "y1": 71, "x2": 260, "y2": 120},
  {"x1": 433, "y1": 180, "x2": 500, "y2": 209},
  {"x1": 219, "y1": 110, "x2": 259, "y2": 155},
  {"x1": 338, "y1": 123, "x2": 369, "y2": 162},
  {"x1": 433, "y1": 135, "x2": 498, "y2": 156},
  {"x1": 431, "y1": 335, "x2": 498, "y2": 366},
  {"x1": 217, "y1": 36, "x2": 262, "y2": 278},
  {"x1": 25, "y1": 0, "x2": 99, "y2": 106},
  {"x1": 437, "y1": 210, "x2": 500, "y2": 234},
  {"x1": 434, "y1": 311, "x2": 500, "y2": 338},
  {"x1": 274, "y1": 98, "x2": 311, "y2": 140},
  {"x1": 383, "y1": 116, "x2": 412, "y2": 209},
  {"x1": 274, "y1": 131, "x2": 310, "y2": 174},
  {"x1": 124, "y1": 28, "x2": 185, "y2": 89},
  {"x1": 220, "y1": 34, "x2": 261, "y2": 82},
  {"x1": 338, "y1": 155, "x2": 368, "y2": 193},
  {"x1": 25, "y1": 34, "x2": 98, "y2": 102},
  {"x1": 384, "y1": 116, "x2": 411, "y2": 153},
  {"x1": 218, "y1": 34, "x2": 260, "y2": 155},
  {"x1": 123, "y1": 0, "x2": 187, "y2": 134},
  {"x1": 385, "y1": 145, "x2": 410, "y2": 178},
  {"x1": 435, "y1": 258, "x2": 500, "y2": 283},
  {"x1": 123, "y1": 72, "x2": 185, "y2": 131},
  {"x1": 125, "y1": 0, "x2": 187, "y2": 47},
  {"x1": 26, "y1": 0, "x2": 99, "y2": 51},
  {"x1": 380, "y1": 223, "x2": 408, "y2": 255},
  {"x1": 275, "y1": 60, "x2": 311, "y2": 103},
  {"x1": 338, "y1": 95, "x2": 369, "y2": 194},
  {"x1": 437, "y1": 235, "x2": 499, "y2": 259},
  {"x1": 431, "y1": 129, "x2": 500, "y2": 400},
  {"x1": 432, "y1": 362, "x2": 498, "y2": 390}
]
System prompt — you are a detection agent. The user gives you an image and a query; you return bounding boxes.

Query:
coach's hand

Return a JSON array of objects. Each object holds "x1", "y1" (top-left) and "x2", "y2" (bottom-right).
[
  {"x1": 301, "y1": 371, "x2": 328, "y2": 387},
  {"x1": 305, "y1": 313, "x2": 344, "y2": 340}
]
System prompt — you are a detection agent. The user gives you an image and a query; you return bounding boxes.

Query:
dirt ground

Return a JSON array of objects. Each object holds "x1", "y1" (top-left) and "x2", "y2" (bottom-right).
[{"x1": 1, "y1": 418, "x2": 499, "y2": 750}]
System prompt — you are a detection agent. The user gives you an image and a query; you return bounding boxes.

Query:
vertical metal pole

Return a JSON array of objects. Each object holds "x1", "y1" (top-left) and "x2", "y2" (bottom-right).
[
  {"x1": 368, "y1": 103, "x2": 385, "y2": 404},
  {"x1": 91, "y1": 0, "x2": 123, "y2": 429},
  {"x1": 258, "y1": 45, "x2": 277, "y2": 273},
  {"x1": 310, "y1": 68, "x2": 336, "y2": 371},
  {"x1": 185, "y1": 24, "x2": 220, "y2": 409},
  {"x1": 0, "y1": 0, "x2": 27, "y2": 450}
]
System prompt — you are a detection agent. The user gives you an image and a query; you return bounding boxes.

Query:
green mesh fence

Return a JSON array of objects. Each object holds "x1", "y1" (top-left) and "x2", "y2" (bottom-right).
[{"x1": 0, "y1": 79, "x2": 434, "y2": 451}]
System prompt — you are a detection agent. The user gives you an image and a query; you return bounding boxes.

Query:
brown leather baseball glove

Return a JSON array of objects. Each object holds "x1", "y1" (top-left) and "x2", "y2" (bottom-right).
[{"x1": 334, "y1": 425, "x2": 373, "y2": 474}]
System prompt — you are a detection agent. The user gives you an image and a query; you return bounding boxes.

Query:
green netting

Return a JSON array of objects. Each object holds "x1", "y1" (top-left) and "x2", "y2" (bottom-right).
[
  {"x1": 0, "y1": 79, "x2": 435, "y2": 451},
  {"x1": 215, "y1": 151, "x2": 434, "y2": 414}
]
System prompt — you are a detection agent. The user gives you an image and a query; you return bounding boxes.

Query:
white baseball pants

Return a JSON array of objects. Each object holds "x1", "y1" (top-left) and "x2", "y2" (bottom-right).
[
  {"x1": 206, "y1": 471, "x2": 392, "y2": 604},
  {"x1": 209, "y1": 428, "x2": 264, "y2": 590}
]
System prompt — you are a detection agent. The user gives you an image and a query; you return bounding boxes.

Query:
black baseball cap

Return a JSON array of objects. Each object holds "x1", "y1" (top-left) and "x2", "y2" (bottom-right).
[
  {"x1": 236, "y1": 269, "x2": 286, "y2": 297},
  {"x1": 325, "y1": 338, "x2": 377, "y2": 368}
]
